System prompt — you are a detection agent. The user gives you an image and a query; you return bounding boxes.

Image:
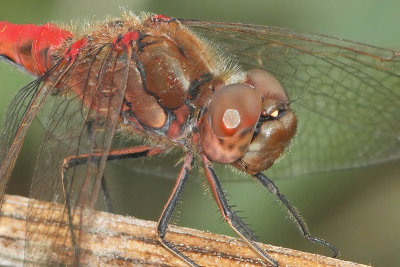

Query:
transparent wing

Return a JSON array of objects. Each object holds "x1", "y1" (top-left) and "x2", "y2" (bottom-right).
[
  {"x1": 0, "y1": 63, "x2": 64, "y2": 209},
  {"x1": 23, "y1": 43, "x2": 130, "y2": 264},
  {"x1": 184, "y1": 20, "x2": 400, "y2": 178}
]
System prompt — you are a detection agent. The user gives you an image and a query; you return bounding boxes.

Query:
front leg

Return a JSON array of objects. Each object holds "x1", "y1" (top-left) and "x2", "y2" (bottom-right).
[
  {"x1": 157, "y1": 153, "x2": 198, "y2": 266},
  {"x1": 201, "y1": 153, "x2": 278, "y2": 267}
]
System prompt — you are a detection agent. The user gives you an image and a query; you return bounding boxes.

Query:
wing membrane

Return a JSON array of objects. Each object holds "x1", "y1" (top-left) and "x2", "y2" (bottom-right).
[
  {"x1": 0, "y1": 62, "x2": 69, "y2": 209},
  {"x1": 21, "y1": 43, "x2": 130, "y2": 264}
]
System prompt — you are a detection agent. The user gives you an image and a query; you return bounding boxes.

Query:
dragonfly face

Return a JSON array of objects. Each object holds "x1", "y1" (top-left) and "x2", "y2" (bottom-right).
[{"x1": 199, "y1": 69, "x2": 297, "y2": 174}]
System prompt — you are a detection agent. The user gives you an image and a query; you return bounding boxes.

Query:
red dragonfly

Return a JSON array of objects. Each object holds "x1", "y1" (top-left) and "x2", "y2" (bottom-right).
[{"x1": 0, "y1": 12, "x2": 399, "y2": 266}]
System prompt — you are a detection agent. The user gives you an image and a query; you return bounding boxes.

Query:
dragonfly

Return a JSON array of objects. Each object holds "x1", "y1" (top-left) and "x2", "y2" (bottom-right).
[{"x1": 0, "y1": 11, "x2": 399, "y2": 266}]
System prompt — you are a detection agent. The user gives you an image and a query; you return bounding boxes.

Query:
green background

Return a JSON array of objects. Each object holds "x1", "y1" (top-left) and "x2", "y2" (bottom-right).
[{"x1": 1, "y1": 1, "x2": 399, "y2": 266}]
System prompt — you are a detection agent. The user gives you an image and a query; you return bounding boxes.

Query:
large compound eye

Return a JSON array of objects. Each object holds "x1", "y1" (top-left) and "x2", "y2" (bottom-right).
[
  {"x1": 209, "y1": 84, "x2": 262, "y2": 137},
  {"x1": 247, "y1": 69, "x2": 288, "y2": 100},
  {"x1": 231, "y1": 69, "x2": 297, "y2": 174},
  {"x1": 200, "y1": 84, "x2": 262, "y2": 164}
]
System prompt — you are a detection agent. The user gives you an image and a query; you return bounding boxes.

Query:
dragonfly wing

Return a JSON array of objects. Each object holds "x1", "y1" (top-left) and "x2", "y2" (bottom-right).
[
  {"x1": 184, "y1": 21, "x2": 400, "y2": 178},
  {"x1": 0, "y1": 64, "x2": 65, "y2": 209},
  {"x1": 24, "y1": 43, "x2": 131, "y2": 264}
]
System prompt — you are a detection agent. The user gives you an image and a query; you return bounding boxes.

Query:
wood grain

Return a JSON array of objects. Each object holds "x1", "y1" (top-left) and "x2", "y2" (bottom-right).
[{"x1": 0, "y1": 194, "x2": 369, "y2": 266}]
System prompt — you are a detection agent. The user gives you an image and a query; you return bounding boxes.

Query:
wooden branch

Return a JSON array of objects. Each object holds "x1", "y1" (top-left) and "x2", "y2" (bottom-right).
[{"x1": 0, "y1": 194, "x2": 368, "y2": 267}]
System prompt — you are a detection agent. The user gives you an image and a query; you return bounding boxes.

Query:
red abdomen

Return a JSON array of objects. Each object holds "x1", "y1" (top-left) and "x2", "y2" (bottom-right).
[{"x1": 0, "y1": 22, "x2": 72, "y2": 75}]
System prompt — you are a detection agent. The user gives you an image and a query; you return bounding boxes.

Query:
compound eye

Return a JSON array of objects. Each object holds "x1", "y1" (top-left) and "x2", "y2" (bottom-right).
[{"x1": 208, "y1": 84, "x2": 262, "y2": 137}]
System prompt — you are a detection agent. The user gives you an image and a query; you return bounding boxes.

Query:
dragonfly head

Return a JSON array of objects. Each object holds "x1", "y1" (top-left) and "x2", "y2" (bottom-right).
[{"x1": 199, "y1": 69, "x2": 297, "y2": 174}]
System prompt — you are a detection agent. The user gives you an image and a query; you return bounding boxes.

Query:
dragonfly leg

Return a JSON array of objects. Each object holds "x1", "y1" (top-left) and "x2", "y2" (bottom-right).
[
  {"x1": 201, "y1": 153, "x2": 278, "y2": 267},
  {"x1": 60, "y1": 146, "x2": 163, "y2": 259},
  {"x1": 101, "y1": 174, "x2": 114, "y2": 213},
  {"x1": 61, "y1": 163, "x2": 79, "y2": 262},
  {"x1": 62, "y1": 145, "x2": 163, "y2": 209},
  {"x1": 253, "y1": 172, "x2": 339, "y2": 257},
  {"x1": 157, "y1": 153, "x2": 199, "y2": 267}
]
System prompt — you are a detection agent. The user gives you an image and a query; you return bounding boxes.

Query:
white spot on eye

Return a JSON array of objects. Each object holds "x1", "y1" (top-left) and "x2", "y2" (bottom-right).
[
  {"x1": 270, "y1": 110, "x2": 279, "y2": 117},
  {"x1": 223, "y1": 109, "x2": 240, "y2": 129}
]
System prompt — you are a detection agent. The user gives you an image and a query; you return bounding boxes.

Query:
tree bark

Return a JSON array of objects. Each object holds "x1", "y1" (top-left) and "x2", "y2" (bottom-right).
[{"x1": 0, "y1": 194, "x2": 368, "y2": 267}]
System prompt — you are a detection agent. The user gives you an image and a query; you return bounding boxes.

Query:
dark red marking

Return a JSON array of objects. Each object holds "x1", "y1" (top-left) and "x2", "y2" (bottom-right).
[
  {"x1": 167, "y1": 105, "x2": 190, "y2": 138},
  {"x1": 114, "y1": 31, "x2": 139, "y2": 52},
  {"x1": 64, "y1": 37, "x2": 88, "y2": 61}
]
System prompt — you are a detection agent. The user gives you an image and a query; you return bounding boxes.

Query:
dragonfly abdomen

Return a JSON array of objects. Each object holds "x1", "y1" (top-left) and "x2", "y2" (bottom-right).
[{"x1": 0, "y1": 21, "x2": 72, "y2": 76}]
